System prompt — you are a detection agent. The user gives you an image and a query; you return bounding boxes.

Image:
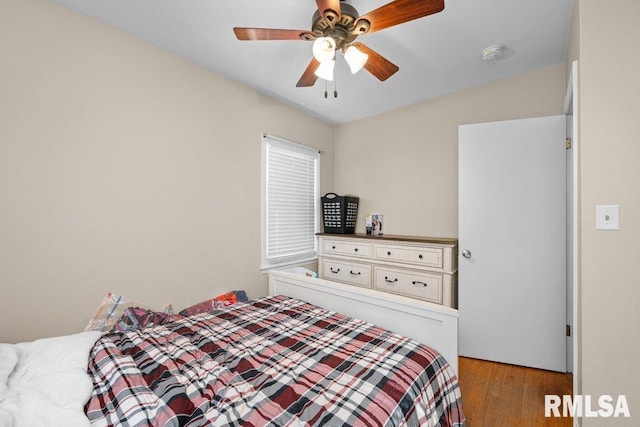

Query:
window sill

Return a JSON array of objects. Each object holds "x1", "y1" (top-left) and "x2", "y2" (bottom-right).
[{"x1": 260, "y1": 256, "x2": 318, "y2": 275}]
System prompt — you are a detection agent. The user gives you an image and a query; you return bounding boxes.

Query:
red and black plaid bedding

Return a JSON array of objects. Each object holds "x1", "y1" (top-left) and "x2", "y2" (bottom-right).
[{"x1": 85, "y1": 295, "x2": 464, "y2": 426}]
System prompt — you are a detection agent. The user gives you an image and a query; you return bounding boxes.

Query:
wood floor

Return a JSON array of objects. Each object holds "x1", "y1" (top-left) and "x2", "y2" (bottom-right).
[{"x1": 457, "y1": 357, "x2": 573, "y2": 427}]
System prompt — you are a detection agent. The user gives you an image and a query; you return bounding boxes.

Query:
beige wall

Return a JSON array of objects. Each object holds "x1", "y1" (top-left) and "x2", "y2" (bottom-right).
[
  {"x1": 0, "y1": 0, "x2": 334, "y2": 343},
  {"x1": 578, "y1": 0, "x2": 640, "y2": 423},
  {"x1": 566, "y1": 0, "x2": 580, "y2": 80},
  {"x1": 334, "y1": 64, "x2": 566, "y2": 238}
]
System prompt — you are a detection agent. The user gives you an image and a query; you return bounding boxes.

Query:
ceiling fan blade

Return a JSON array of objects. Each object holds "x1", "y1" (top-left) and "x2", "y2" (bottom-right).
[
  {"x1": 316, "y1": 0, "x2": 341, "y2": 26},
  {"x1": 233, "y1": 27, "x2": 312, "y2": 41},
  {"x1": 296, "y1": 58, "x2": 321, "y2": 87},
  {"x1": 358, "y1": 0, "x2": 444, "y2": 34},
  {"x1": 352, "y1": 42, "x2": 399, "y2": 81}
]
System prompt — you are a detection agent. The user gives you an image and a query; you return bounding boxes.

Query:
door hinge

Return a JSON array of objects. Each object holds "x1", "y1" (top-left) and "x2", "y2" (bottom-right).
[
  {"x1": 566, "y1": 324, "x2": 571, "y2": 337},
  {"x1": 566, "y1": 138, "x2": 572, "y2": 149}
]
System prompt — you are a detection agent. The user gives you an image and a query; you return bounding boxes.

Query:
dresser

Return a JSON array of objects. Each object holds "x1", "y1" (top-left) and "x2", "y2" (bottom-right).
[{"x1": 317, "y1": 233, "x2": 458, "y2": 308}]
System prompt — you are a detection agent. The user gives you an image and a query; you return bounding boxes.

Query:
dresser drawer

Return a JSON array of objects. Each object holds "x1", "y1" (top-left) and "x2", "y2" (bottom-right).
[
  {"x1": 321, "y1": 239, "x2": 371, "y2": 259},
  {"x1": 373, "y1": 243, "x2": 443, "y2": 269},
  {"x1": 373, "y1": 266, "x2": 442, "y2": 304},
  {"x1": 320, "y1": 258, "x2": 372, "y2": 288}
]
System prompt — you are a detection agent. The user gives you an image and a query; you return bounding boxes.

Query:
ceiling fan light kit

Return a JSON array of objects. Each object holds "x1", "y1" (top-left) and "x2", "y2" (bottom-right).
[
  {"x1": 312, "y1": 37, "x2": 336, "y2": 63},
  {"x1": 314, "y1": 59, "x2": 336, "y2": 81},
  {"x1": 343, "y1": 45, "x2": 368, "y2": 74},
  {"x1": 233, "y1": 0, "x2": 445, "y2": 90}
]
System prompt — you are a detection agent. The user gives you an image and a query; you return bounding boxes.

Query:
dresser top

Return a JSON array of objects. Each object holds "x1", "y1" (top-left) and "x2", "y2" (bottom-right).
[{"x1": 316, "y1": 233, "x2": 458, "y2": 245}]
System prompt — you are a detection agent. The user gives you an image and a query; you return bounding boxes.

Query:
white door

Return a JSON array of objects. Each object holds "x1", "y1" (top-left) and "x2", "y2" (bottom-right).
[{"x1": 458, "y1": 115, "x2": 566, "y2": 372}]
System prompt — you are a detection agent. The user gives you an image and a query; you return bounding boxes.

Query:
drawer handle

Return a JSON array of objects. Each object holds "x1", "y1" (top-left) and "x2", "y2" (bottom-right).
[
  {"x1": 418, "y1": 254, "x2": 423, "y2": 259},
  {"x1": 384, "y1": 276, "x2": 398, "y2": 284},
  {"x1": 412, "y1": 281, "x2": 428, "y2": 287},
  {"x1": 330, "y1": 267, "x2": 340, "y2": 274},
  {"x1": 350, "y1": 270, "x2": 361, "y2": 275},
  {"x1": 387, "y1": 251, "x2": 391, "y2": 256},
  {"x1": 332, "y1": 245, "x2": 336, "y2": 249},
  {"x1": 354, "y1": 248, "x2": 358, "y2": 252}
]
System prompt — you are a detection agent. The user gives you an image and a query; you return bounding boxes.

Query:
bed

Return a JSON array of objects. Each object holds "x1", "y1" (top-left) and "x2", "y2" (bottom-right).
[{"x1": 1, "y1": 271, "x2": 464, "y2": 426}]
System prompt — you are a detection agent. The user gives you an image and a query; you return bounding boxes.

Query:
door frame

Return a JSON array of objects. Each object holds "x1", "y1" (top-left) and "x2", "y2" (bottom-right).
[{"x1": 563, "y1": 60, "x2": 580, "y2": 423}]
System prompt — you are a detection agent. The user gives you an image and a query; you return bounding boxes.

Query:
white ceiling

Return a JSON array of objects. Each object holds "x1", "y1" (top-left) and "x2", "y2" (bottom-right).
[{"x1": 51, "y1": 0, "x2": 574, "y2": 124}]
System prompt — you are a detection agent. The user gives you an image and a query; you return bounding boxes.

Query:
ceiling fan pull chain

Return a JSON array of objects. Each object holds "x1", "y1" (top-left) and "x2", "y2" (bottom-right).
[
  {"x1": 334, "y1": 79, "x2": 338, "y2": 98},
  {"x1": 324, "y1": 80, "x2": 328, "y2": 98}
]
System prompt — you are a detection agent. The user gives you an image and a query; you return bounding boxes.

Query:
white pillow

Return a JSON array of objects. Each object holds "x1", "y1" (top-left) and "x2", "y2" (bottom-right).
[{"x1": 0, "y1": 331, "x2": 102, "y2": 427}]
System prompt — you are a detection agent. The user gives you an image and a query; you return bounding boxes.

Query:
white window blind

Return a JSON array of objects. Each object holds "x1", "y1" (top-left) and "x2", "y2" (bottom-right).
[{"x1": 261, "y1": 134, "x2": 319, "y2": 270}]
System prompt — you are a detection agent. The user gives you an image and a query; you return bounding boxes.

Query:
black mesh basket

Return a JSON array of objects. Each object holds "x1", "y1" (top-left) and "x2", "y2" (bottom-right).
[{"x1": 321, "y1": 193, "x2": 359, "y2": 234}]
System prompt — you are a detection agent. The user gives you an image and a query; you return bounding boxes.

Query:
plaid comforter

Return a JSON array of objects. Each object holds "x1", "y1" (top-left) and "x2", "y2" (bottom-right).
[{"x1": 85, "y1": 295, "x2": 464, "y2": 426}]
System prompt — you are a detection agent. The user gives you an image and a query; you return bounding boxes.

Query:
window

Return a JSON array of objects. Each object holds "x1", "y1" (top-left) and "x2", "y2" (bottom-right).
[{"x1": 261, "y1": 134, "x2": 319, "y2": 271}]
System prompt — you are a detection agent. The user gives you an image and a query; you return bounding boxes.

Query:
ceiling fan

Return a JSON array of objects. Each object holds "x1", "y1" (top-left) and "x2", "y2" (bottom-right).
[{"x1": 233, "y1": 0, "x2": 445, "y2": 88}]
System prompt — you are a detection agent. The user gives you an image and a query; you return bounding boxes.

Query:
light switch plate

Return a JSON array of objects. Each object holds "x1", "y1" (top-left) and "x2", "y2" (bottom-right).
[{"x1": 596, "y1": 204, "x2": 619, "y2": 230}]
